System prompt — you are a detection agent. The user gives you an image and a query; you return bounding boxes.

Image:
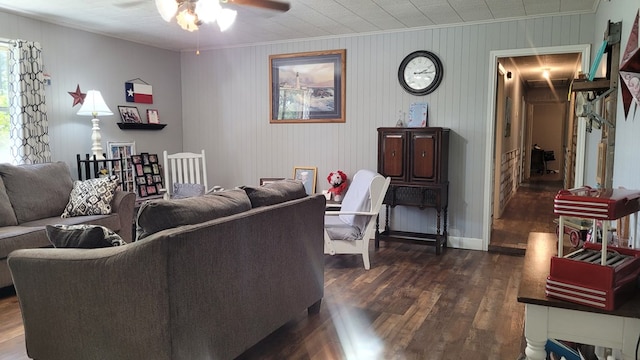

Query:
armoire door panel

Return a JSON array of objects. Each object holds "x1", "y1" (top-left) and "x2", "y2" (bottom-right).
[
  {"x1": 380, "y1": 134, "x2": 405, "y2": 180},
  {"x1": 411, "y1": 134, "x2": 436, "y2": 181}
]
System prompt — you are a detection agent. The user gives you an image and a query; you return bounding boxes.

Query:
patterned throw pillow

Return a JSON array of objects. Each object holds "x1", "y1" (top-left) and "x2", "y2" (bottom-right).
[
  {"x1": 61, "y1": 177, "x2": 118, "y2": 218},
  {"x1": 46, "y1": 224, "x2": 126, "y2": 248}
]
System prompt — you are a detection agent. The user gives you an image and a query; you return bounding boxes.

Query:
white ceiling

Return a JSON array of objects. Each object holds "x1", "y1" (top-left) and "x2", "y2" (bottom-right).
[{"x1": 0, "y1": 0, "x2": 599, "y2": 52}]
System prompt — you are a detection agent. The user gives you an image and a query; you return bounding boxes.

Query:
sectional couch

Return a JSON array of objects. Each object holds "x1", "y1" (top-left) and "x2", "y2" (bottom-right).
[
  {"x1": 0, "y1": 162, "x2": 136, "y2": 288},
  {"x1": 8, "y1": 181, "x2": 326, "y2": 360}
]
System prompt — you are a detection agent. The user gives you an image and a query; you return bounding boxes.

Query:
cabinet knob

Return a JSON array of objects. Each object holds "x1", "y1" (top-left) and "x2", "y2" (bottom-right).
[
  {"x1": 392, "y1": 150, "x2": 395, "y2": 157},
  {"x1": 422, "y1": 151, "x2": 426, "y2": 157}
]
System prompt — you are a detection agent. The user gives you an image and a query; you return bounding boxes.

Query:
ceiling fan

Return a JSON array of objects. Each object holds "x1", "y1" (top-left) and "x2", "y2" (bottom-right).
[{"x1": 155, "y1": 0, "x2": 290, "y2": 32}]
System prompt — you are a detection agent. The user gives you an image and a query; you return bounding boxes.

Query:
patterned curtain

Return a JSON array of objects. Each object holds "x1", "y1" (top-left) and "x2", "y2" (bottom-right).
[{"x1": 8, "y1": 40, "x2": 51, "y2": 164}]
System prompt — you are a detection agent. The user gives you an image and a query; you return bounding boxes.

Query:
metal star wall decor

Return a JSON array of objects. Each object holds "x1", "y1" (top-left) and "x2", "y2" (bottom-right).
[
  {"x1": 620, "y1": 10, "x2": 640, "y2": 119},
  {"x1": 68, "y1": 84, "x2": 86, "y2": 107}
]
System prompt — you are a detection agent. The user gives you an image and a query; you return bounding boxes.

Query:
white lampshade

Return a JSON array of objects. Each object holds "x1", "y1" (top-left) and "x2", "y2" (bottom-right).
[
  {"x1": 77, "y1": 90, "x2": 113, "y2": 116},
  {"x1": 196, "y1": 0, "x2": 221, "y2": 23},
  {"x1": 155, "y1": 0, "x2": 178, "y2": 22},
  {"x1": 217, "y1": 8, "x2": 237, "y2": 32}
]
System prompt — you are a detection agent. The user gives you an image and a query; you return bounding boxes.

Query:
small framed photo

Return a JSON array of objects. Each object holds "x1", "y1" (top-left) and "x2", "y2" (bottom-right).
[
  {"x1": 138, "y1": 185, "x2": 148, "y2": 197},
  {"x1": 131, "y1": 155, "x2": 142, "y2": 164},
  {"x1": 147, "y1": 185, "x2": 157, "y2": 195},
  {"x1": 136, "y1": 176, "x2": 146, "y2": 185},
  {"x1": 118, "y1": 106, "x2": 141, "y2": 123},
  {"x1": 147, "y1": 109, "x2": 160, "y2": 124},
  {"x1": 135, "y1": 164, "x2": 144, "y2": 176},
  {"x1": 141, "y1": 152, "x2": 150, "y2": 165},
  {"x1": 293, "y1": 166, "x2": 317, "y2": 195},
  {"x1": 149, "y1": 154, "x2": 158, "y2": 163}
]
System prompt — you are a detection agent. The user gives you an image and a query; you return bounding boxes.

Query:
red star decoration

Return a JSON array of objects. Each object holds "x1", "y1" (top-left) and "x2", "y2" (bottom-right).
[{"x1": 68, "y1": 84, "x2": 86, "y2": 107}]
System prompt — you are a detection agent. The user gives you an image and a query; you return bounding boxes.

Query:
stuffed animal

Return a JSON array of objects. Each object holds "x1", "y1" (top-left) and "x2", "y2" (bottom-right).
[{"x1": 327, "y1": 170, "x2": 348, "y2": 201}]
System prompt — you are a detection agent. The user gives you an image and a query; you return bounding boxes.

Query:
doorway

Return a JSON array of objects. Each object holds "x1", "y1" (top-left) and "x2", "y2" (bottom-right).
[{"x1": 482, "y1": 45, "x2": 591, "y2": 252}]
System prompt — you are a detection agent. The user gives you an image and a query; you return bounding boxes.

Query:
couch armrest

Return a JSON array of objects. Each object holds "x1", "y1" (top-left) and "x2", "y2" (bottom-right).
[
  {"x1": 110, "y1": 190, "x2": 136, "y2": 243},
  {"x1": 7, "y1": 241, "x2": 171, "y2": 360}
]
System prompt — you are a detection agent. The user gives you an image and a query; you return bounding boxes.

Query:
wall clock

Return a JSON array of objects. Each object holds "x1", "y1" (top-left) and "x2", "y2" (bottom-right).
[{"x1": 398, "y1": 50, "x2": 443, "y2": 96}]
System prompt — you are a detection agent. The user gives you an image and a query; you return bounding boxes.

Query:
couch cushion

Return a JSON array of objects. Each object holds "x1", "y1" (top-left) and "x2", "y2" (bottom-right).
[
  {"x1": 45, "y1": 224, "x2": 126, "y2": 248},
  {"x1": 0, "y1": 162, "x2": 73, "y2": 223},
  {"x1": 136, "y1": 188, "x2": 251, "y2": 240},
  {"x1": 241, "y1": 179, "x2": 307, "y2": 208},
  {"x1": 61, "y1": 177, "x2": 119, "y2": 218},
  {"x1": 0, "y1": 176, "x2": 17, "y2": 226}
]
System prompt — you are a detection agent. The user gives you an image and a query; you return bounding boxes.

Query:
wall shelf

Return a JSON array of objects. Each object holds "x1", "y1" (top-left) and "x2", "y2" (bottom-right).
[{"x1": 117, "y1": 123, "x2": 166, "y2": 130}]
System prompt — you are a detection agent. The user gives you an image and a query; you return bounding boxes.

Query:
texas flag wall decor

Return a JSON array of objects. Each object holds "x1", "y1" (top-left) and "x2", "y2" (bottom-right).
[{"x1": 125, "y1": 82, "x2": 153, "y2": 104}]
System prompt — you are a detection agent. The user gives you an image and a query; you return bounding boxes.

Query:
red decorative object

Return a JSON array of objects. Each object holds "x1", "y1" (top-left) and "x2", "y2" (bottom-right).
[
  {"x1": 327, "y1": 171, "x2": 348, "y2": 199},
  {"x1": 68, "y1": 84, "x2": 86, "y2": 107},
  {"x1": 620, "y1": 10, "x2": 640, "y2": 119}
]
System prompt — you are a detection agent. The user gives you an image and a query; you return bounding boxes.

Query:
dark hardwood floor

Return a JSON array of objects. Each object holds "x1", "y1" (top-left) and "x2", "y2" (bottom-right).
[
  {"x1": 0, "y1": 179, "x2": 562, "y2": 359},
  {"x1": 490, "y1": 173, "x2": 563, "y2": 254},
  {"x1": 0, "y1": 244, "x2": 527, "y2": 360}
]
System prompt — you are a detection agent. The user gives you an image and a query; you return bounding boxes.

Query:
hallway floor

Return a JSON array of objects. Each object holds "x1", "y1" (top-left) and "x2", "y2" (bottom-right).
[{"x1": 489, "y1": 173, "x2": 564, "y2": 255}]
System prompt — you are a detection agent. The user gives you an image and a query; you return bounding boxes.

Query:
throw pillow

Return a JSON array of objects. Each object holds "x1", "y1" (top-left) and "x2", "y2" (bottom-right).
[
  {"x1": 46, "y1": 224, "x2": 126, "y2": 248},
  {"x1": 61, "y1": 176, "x2": 119, "y2": 218},
  {"x1": 136, "y1": 188, "x2": 252, "y2": 240},
  {"x1": 241, "y1": 179, "x2": 307, "y2": 208},
  {"x1": 0, "y1": 176, "x2": 18, "y2": 226},
  {"x1": 172, "y1": 183, "x2": 205, "y2": 199}
]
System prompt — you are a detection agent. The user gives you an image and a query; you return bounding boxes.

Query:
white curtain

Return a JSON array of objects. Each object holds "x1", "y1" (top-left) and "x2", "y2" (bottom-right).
[{"x1": 8, "y1": 40, "x2": 51, "y2": 164}]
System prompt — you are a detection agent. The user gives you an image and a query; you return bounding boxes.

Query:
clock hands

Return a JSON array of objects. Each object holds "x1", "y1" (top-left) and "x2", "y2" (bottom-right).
[{"x1": 414, "y1": 69, "x2": 435, "y2": 75}]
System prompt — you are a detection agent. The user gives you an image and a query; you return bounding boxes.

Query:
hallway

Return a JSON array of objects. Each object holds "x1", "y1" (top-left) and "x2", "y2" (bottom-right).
[{"x1": 489, "y1": 173, "x2": 563, "y2": 255}]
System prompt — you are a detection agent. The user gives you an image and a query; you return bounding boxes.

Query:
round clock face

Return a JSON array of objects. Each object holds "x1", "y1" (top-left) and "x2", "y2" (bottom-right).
[{"x1": 398, "y1": 50, "x2": 443, "y2": 96}]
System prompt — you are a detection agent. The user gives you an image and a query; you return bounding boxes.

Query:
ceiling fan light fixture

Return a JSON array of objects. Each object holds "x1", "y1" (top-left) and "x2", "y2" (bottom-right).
[
  {"x1": 176, "y1": 5, "x2": 200, "y2": 32},
  {"x1": 217, "y1": 8, "x2": 237, "y2": 31},
  {"x1": 196, "y1": 0, "x2": 222, "y2": 23},
  {"x1": 155, "y1": 0, "x2": 178, "y2": 22}
]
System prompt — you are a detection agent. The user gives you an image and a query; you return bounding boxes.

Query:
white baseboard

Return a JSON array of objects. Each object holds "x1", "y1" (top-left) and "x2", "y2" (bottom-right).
[{"x1": 447, "y1": 236, "x2": 484, "y2": 251}]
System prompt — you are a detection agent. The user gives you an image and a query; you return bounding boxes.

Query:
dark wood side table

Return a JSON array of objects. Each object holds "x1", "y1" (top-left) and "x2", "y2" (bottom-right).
[{"x1": 375, "y1": 183, "x2": 448, "y2": 254}]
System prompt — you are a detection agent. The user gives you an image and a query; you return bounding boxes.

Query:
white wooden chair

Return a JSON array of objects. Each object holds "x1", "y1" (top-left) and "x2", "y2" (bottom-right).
[
  {"x1": 324, "y1": 169, "x2": 391, "y2": 270},
  {"x1": 163, "y1": 150, "x2": 214, "y2": 199}
]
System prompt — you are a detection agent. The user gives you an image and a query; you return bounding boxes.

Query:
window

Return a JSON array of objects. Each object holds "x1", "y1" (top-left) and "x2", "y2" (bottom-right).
[{"x1": 0, "y1": 44, "x2": 9, "y2": 164}]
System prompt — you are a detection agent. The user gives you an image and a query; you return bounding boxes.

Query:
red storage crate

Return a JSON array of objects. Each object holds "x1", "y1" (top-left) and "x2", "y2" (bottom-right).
[{"x1": 546, "y1": 187, "x2": 640, "y2": 310}]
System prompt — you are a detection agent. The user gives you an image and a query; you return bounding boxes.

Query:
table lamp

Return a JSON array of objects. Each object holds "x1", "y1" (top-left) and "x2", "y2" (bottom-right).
[{"x1": 77, "y1": 90, "x2": 113, "y2": 160}]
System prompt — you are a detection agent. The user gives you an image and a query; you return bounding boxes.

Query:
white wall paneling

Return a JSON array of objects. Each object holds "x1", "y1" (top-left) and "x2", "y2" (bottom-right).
[{"x1": 182, "y1": 14, "x2": 596, "y2": 248}]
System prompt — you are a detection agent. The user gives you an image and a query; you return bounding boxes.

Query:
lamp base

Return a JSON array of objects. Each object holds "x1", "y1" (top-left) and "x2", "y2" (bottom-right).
[{"x1": 91, "y1": 118, "x2": 104, "y2": 160}]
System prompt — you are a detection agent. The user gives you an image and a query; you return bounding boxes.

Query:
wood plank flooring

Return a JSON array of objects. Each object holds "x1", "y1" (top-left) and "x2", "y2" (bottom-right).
[
  {"x1": 1, "y1": 177, "x2": 563, "y2": 359},
  {"x1": 0, "y1": 243, "x2": 526, "y2": 360}
]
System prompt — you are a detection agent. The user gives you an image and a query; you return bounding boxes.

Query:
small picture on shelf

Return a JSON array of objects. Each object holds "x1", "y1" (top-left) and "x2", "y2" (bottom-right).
[
  {"x1": 142, "y1": 152, "x2": 150, "y2": 165},
  {"x1": 135, "y1": 164, "x2": 144, "y2": 176},
  {"x1": 146, "y1": 174, "x2": 154, "y2": 185},
  {"x1": 118, "y1": 106, "x2": 141, "y2": 123},
  {"x1": 149, "y1": 154, "x2": 158, "y2": 163},
  {"x1": 152, "y1": 164, "x2": 160, "y2": 175},
  {"x1": 138, "y1": 185, "x2": 148, "y2": 197},
  {"x1": 136, "y1": 176, "x2": 146, "y2": 185},
  {"x1": 147, "y1": 109, "x2": 160, "y2": 124},
  {"x1": 147, "y1": 185, "x2": 157, "y2": 195},
  {"x1": 131, "y1": 155, "x2": 142, "y2": 164}
]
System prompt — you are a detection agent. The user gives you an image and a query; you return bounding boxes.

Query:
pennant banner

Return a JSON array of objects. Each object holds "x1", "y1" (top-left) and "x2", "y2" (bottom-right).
[{"x1": 125, "y1": 82, "x2": 153, "y2": 104}]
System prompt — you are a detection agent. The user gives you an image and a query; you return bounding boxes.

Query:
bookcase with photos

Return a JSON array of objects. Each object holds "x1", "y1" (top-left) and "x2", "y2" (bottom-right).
[
  {"x1": 107, "y1": 142, "x2": 136, "y2": 193},
  {"x1": 131, "y1": 152, "x2": 164, "y2": 198}
]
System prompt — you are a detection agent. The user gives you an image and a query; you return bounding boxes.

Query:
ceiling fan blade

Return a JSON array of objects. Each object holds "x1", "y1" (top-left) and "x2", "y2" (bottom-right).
[{"x1": 226, "y1": 0, "x2": 290, "y2": 12}]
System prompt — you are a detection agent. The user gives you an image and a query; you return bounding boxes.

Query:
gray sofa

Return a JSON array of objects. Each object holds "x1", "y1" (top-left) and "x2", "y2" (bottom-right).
[
  {"x1": 0, "y1": 162, "x2": 136, "y2": 288},
  {"x1": 8, "y1": 184, "x2": 326, "y2": 360}
]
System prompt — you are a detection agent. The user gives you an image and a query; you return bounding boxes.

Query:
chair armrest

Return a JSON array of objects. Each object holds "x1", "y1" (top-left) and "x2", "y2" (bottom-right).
[
  {"x1": 7, "y1": 242, "x2": 172, "y2": 359},
  {"x1": 110, "y1": 190, "x2": 136, "y2": 243}
]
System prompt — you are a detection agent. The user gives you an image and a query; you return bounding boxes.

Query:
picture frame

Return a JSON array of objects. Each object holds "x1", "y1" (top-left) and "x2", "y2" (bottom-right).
[
  {"x1": 270, "y1": 49, "x2": 346, "y2": 123},
  {"x1": 293, "y1": 166, "x2": 317, "y2": 195},
  {"x1": 260, "y1": 177, "x2": 285, "y2": 186},
  {"x1": 117, "y1": 105, "x2": 142, "y2": 123},
  {"x1": 107, "y1": 141, "x2": 136, "y2": 193},
  {"x1": 146, "y1": 109, "x2": 160, "y2": 124},
  {"x1": 133, "y1": 152, "x2": 163, "y2": 197}
]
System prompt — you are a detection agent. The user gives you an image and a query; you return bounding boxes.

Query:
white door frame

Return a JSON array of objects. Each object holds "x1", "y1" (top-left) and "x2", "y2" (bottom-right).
[{"x1": 482, "y1": 44, "x2": 591, "y2": 251}]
